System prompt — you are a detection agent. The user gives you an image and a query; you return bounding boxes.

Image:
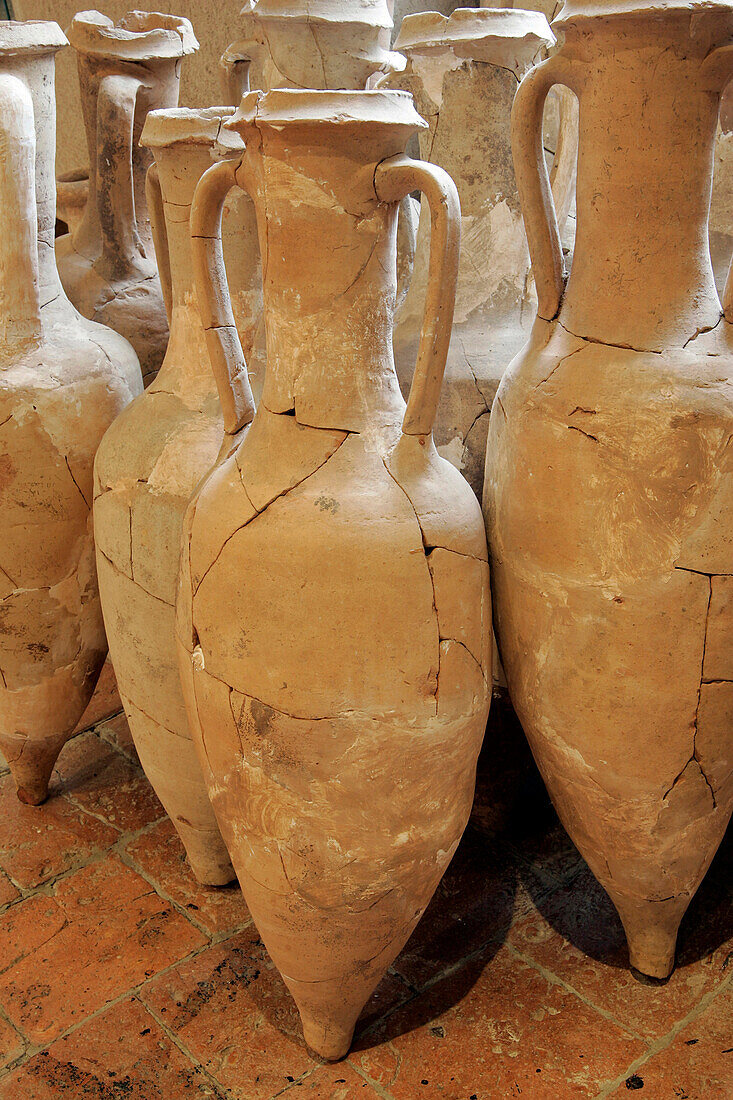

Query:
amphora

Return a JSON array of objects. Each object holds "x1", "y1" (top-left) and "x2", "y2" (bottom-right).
[
  {"x1": 179, "y1": 89, "x2": 492, "y2": 1058},
  {"x1": 94, "y1": 108, "x2": 242, "y2": 886},
  {"x1": 0, "y1": 21, "x2": 142, "y2": 804},
  {"x1": 390, "y1": 7, "x2": 577, "y2": 496},
  {"x1": 56, "y1": 11, "x2": 198, "y2": 385},
  {"x1": 485, "y1": 0, "x2": 733, "y2": 978}
]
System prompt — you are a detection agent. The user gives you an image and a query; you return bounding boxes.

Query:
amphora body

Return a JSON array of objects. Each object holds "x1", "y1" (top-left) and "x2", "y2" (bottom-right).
[
  {"x1": 180, "y1": 89, "x2": 492, "y2": 1058},
  {"x1": 56, "y1": 11, "x2": 198, "y2": 385},
  {"x1": 0, "y1": 22, "x2": 141, "y2": 804},
  {"x1": 94, "y1": 108, "x2": 241, "y2": 886},
  {"x1": 485, "y1": 0, "x2": 733, "y2": 978},
  {"x1": 392, "y1": 8, "x2": 576, "y2": 496}
]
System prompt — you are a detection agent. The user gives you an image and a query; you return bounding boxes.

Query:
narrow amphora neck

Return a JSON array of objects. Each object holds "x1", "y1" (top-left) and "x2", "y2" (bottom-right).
[
  {"x1": 560, "y1": 19, "x2": 727, "y2": 348},
  {"x1": 143, "y1": 107, "x2": 241, "y2": 393},
  {"x1": 231, "y1": 94, "x2": 423, "y2": 432}
]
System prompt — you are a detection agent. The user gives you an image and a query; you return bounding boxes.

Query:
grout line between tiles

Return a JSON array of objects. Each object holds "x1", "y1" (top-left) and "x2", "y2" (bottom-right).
[
  {"x1": 592, "y1": 969, "x2": 733, "y2": 1099},
  {"x1": 0, "y1": 927, "x2": 248, "y2": 1083},
  {"x1": 507, "y1": 944, "x2": 648, "y2": 1045},
  {"x1": 138, "y1": 993, "x2": 232, "y2": 1098}
]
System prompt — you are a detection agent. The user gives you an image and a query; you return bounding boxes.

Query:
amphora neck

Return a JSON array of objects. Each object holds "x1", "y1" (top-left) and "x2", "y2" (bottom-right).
[
  {"x1": 143, "y1": 108, "x2": 240, "y2": 393},
  {"x1": 559, "y1": 13, "x2": 733, "y2": 347},
  {"x1": 229, "y1": 91, "x2": 425, "y2": 432}
]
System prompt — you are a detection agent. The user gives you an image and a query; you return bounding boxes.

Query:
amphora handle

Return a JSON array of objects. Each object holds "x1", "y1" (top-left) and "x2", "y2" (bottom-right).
[
  {"x1": 375, "y1": 155, "x2": 460, "y2": 437},
  {"x1": 0, "y1": 73, "x2": 42, "y2": 353},
  {"x1": 145, "y1": 163, "x2": 173, "y2": 323},
  {"x1": 511, "y1": 53, "x2": 581, "y2": 320},
  {"x1": 96, "y1": 72, "x2": 145, "y2": 272},
  {"x1": 191, "y1": 159, "x2": 256, "y2": 435},
  {"x1": 219, "y1": 42, "x2": 253, "y2": 107}
]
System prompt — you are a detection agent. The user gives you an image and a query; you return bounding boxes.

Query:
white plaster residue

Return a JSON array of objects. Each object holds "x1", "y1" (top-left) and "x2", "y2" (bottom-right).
[
  {"x1": 192, "y1": 644, "x2": 205, "y2": 671},
  {"x1": 410, "y1": 48, "x2": 464, "y2": 109},
  {"x1": 437, "y1": 435, "x2": 465, "y2": 471},
  {"x1": 454, "y1": 200, "x2": 527, "y2": 325}
]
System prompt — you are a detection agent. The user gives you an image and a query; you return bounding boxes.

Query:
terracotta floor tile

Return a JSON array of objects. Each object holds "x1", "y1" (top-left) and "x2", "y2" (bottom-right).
[
  {"x1": 353, "y1": 942, "x2": 645, "y2": 1099},
  {"x1": 0, "y1": 873, "x2": 19, "y2": 907},
  {"x1": 0, "y1": 1014, "x2": 24, "y2": 1072},
  {"x1": 389, "y1": 827, "x2": 531, "y2": 991},
  {"x1": 140, "y1": 925, "x2": 408, "y2": 1099},
  {"x1": 0, "y1": 996, "x2": 225, "y2": 1099},
  {"x1": 0, "y1": 774, "x2": 118, "y2": 889},
  {"x1": 0, "y1": 895, "x2": 67, "y2": 978},
  {"x1": 72, "y1": 658, "x2": 122, "y2": 734},
  {"x1": 124, "y1": 818, "x2": 250, "y2": 936},
  {"x1": 96, "y1": 710, "x2": 139, "y2": 764},
  {"x1": 290, "y1": 1062, "x2": 385, "y2": 1098},
  {"x1": 140, "y1": 926, "x2": 318, "y2": 1099},
  {"x1": 607, "y1": 984, "x2": 733, "y2": 1098},
  {"x1": 50, "y1": 730, "x2": 165, "y2": 834},
  {"x1": 0, "y1": 855, "x2": 206, "y2": 1045},
  {"x1": 508, "y1": 855, "x2": 733, "y2": 1041}
]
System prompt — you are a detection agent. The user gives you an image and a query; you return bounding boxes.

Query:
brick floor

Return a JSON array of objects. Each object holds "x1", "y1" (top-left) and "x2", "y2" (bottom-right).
[{"x1": 0, "y1": 703, "x2": 730, "y2": 1099}]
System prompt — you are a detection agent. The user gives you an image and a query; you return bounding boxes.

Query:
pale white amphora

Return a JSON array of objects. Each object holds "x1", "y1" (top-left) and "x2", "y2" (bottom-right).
[
  {"x1": 485, "y1": 0, "x2": 733, "y2": 980},
  {"x1": 93, "y1": 107, "x2": 243, "y2": 886},
  {"x1": 178, "y1": 89, "x2": 492, "y2": 1059},
  {"x1": 0, "y1": 21, "x2": 141, "y2": 805}
]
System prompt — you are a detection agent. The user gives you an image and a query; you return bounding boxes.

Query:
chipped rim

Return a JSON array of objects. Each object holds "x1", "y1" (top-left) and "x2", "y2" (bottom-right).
[
  {"x1": 67, "y1": 10, "x2": 198, "y2": 60},
  {"x1": 554, "y1": 0, "x2": 733, "y2": 24},
  {"x1": 0, "y1": 20, "x2": 67, "y2": 57},
  {"x1": 141, "y1": 106, "x2": 241, "y2": 149},
  {"x1": 226, "y1": 88, "x2": 428, "y2": 132},
  {"x1": 238, "y1": 0, "x2": 393, "y2": 31},
  {"x1": 394, "y1": 8, "x2": 554, "y2": 55}
]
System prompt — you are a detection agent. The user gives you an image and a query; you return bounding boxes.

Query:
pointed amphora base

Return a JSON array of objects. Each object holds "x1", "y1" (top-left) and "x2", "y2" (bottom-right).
[
  {"x1": 0, "y1": 732, "x2": 68, "y2": 805},
  {"x1": 612, "y1": 891, "x2": 690, "y2": 980}
]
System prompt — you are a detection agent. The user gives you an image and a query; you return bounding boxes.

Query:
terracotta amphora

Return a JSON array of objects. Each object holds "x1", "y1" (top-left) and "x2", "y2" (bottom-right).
[
  {"x1": 56, "y1": 11, "x2": 199, "y2": 386},
  {"x1": 93, "y1": 107, "x2": 242, "y2": 886},
  {"x1": 485, "y1": 0, "x2": 733, "y2": 979},
  {"x1": 390, "y1": 7, "x2": 579, "y2": 497},
  {"x1": 0, "y1": 21, "x2": 142, "y2": 805},
  {"x1": 179, "y1": 89, "x2": 492, "y2": 1059}
]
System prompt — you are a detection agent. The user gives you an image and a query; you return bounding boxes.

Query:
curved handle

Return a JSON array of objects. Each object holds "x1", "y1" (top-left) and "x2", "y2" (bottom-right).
[
  {"x1": 96, "y1": 72, "x2": 145, "y2": 273},
  {"x1": 191, "y1": 158, "x2": 256, "y2": 435},
  {"x1": 220, "y1": 42, "x2": 254, "y2": 106},
  {"x1": 512, "y1": 54, "x2": 580, "y2": 321},
  {"x1": 375, "y1": 154, "x2": 460, "y2": 437},
  {"x1": 548, "y1": 85, "x2": 579, "y2": 240},
  {"x1": 145, "y1": 163, "x2": 172, "y2": 324}
]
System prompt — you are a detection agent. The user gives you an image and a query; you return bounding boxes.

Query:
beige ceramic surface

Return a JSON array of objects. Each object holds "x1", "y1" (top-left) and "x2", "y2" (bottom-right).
[
  {"x1": 485, "y1": 0, "x2": 733, "y2": 979},
  {"x1": 0, "y1": 21, "x2": 142, "y2": 806},
  {"x1": 179, "y1": 89, "x2": 491, "y2": 1060},
  {"x1": 217, "y1": 0, "x2": 412, "y2": 406},
  {"x1": 93, "y1": 107, "x2": 241, "y2": 886},
  {"x1": 389, "y1": 7, "x2": 569, "y2": 498},
  {"x1": 55, "y1": 11, "x2": 198, "y2": 387},
  {"x1": 221, "y1": 0, "x2": 401, "y2": 92}
]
